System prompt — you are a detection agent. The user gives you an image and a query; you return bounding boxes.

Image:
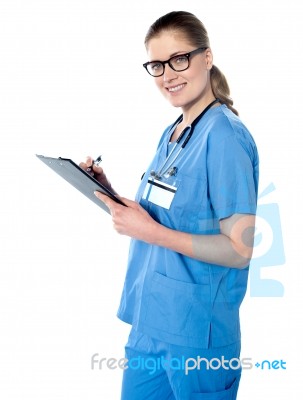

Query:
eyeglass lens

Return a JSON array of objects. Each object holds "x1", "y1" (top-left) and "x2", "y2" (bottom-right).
[{"x1": 147, "y1": 54, "x2": 189, "y2": 77}]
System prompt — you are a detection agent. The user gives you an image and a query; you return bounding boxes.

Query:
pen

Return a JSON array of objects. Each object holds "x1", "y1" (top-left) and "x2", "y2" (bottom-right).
[{"x1": 87, "y1": 155, "x2": 102, "y2": 172}]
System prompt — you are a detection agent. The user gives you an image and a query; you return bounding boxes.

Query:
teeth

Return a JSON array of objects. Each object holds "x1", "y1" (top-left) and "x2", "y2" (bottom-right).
[{"x1": 168, "y1": 84, "x2": 184, "y2": 92}]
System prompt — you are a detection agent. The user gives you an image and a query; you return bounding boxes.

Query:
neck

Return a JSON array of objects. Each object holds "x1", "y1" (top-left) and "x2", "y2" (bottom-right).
[{"x1": 181, "y1": 93, "x2": 218, "y2": 126}]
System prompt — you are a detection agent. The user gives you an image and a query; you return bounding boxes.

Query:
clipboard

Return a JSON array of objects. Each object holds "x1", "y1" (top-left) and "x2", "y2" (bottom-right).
[{"x1": 36, "y1": 155, "x2": 126, "y2": 214}]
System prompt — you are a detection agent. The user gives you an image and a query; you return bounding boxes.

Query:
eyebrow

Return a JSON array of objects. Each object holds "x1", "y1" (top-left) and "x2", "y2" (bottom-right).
[
  {"x1": 149, "y1": 50, "x2": 189, "y2": 63},
  {"x1": 169, "y1": 50, "x2": 188, "y2": 57}
]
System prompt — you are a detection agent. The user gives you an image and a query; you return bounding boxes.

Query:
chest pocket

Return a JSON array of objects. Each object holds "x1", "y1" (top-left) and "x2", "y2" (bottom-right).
[{"x1": 171, "y1": 172, "x2": 208, "y2": 232}]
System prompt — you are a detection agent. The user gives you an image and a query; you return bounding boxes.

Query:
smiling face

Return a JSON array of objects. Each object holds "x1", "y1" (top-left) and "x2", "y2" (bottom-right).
[{"x1": 146, "y1": 30, "x2": 215, "y2": 115}]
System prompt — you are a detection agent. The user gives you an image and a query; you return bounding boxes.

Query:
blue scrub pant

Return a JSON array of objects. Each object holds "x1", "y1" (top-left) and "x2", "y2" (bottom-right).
[{"x1": 121, "y1": 328, "x2": 241, "y2": 400}]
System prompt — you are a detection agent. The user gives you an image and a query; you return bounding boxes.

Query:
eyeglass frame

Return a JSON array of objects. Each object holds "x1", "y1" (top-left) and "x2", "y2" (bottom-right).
[{"x1": 142, "y1": 47, "x2": 208, "y2": 77}]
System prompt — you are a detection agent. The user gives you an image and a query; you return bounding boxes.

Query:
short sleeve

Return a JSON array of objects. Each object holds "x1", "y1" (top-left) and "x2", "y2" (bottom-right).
[{"x1": 207, "y1": 132, "x2": 259, "y2": 220}]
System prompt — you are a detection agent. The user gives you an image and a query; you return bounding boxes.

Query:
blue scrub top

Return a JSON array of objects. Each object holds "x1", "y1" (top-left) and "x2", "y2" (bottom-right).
[{"x1": 117, "y1": 104, "x2": 259, "y2": 349}]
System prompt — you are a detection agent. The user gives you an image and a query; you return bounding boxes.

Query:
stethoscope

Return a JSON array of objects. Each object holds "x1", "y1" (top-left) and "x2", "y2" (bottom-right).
[{"x1": 150, "y1": 98, "x2": 220, "y2": 180}]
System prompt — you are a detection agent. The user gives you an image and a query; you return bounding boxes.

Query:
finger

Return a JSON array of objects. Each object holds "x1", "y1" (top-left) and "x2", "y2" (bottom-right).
[
  {"x1": 94, "y1": 191, "x2": 115, "y2": 210},
  {"x1": 79, "y1": 161, "x2": 88, "y2": 170},
  {"x1": 118, "y1": 197, "x2": 139, "y2": 208},
  {"x1": 85, "y1": 156, "x2": 96, "y2": 175},
  {"x1": 92, "y1": 164, "x2": 103, "y2": 175},
  {"x1": 94, "y1": 191, "x2": 108, "y2": 202},
  {"x1": 85, "y1": 156, "x2": 93, "y2": 166}
]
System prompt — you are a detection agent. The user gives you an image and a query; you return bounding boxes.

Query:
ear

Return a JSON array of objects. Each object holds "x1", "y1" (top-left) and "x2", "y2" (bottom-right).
[{"x1": 205, "y1": 48, "x2": 213, "y2": 70}]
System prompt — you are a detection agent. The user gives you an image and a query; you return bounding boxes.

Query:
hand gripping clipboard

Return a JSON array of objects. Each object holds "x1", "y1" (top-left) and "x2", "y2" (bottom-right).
[{"x1": 36, "y1": 155, "x2": 126, "y2": 214}]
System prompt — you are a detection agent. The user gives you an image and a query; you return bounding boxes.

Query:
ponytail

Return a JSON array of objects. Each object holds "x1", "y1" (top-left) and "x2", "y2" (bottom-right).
[{"x1": 210, "y1": 65, "x2": 238, "y2": 116}]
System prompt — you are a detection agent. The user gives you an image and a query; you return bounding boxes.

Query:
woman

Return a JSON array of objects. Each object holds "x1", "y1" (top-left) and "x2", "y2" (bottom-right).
[{"x1": 82, "y1": 10, "x2": 259, "y2": 400}]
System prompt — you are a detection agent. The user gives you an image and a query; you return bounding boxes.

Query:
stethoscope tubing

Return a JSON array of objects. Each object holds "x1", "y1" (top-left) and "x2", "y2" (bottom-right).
[{"x1": 152, "y1": 98, "x2": 219, "y2": 179}]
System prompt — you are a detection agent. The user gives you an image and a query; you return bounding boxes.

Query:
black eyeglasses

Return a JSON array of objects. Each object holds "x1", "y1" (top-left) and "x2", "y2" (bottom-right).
[{"x1": 143, "y1": 47, "x2": 207, "y2": 77}]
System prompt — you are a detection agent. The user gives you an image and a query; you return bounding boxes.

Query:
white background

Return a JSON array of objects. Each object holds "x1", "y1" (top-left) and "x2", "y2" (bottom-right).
[{"x1": 0, "y1": 0, "x2": 302, "y2": 398}]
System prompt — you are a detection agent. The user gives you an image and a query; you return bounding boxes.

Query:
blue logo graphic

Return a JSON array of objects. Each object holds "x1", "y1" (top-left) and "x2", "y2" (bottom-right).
[{"x1": 250, "y1": 183, "x2": 285, "y2": 297}]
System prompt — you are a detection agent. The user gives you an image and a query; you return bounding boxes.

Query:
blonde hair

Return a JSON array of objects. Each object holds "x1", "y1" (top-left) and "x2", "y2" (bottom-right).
[{"x1": 144, "y1": 11, "x2": 238, "y2": 116}]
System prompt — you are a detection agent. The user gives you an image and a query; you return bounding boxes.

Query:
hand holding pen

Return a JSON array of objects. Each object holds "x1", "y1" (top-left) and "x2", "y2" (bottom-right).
[
  {"x1": 79, "y1": 155, "x2": 117, "y2": 195},
  {"x1": 86, "y1": 155, "x2": 102, "y2": 173}
]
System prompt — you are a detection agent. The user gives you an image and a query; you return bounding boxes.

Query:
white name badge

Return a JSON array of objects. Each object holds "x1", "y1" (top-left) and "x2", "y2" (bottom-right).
[{"x1": 142, "y1": 178, "x2": 177, "y2": 210}]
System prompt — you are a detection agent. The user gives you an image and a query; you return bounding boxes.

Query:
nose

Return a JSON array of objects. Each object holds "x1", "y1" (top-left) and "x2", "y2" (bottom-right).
[{"x1": 163, "y1": 63, "x2": 178, "y2": 82}]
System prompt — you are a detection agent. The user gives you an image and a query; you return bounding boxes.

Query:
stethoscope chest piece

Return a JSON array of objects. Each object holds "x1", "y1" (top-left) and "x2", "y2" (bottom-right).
[
  {"x1": 150, "y1": 170, "x2": 161, "y2": 180},
  {"x1": 164, "y1": 166, "x2": 178, "y2": 178}
]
